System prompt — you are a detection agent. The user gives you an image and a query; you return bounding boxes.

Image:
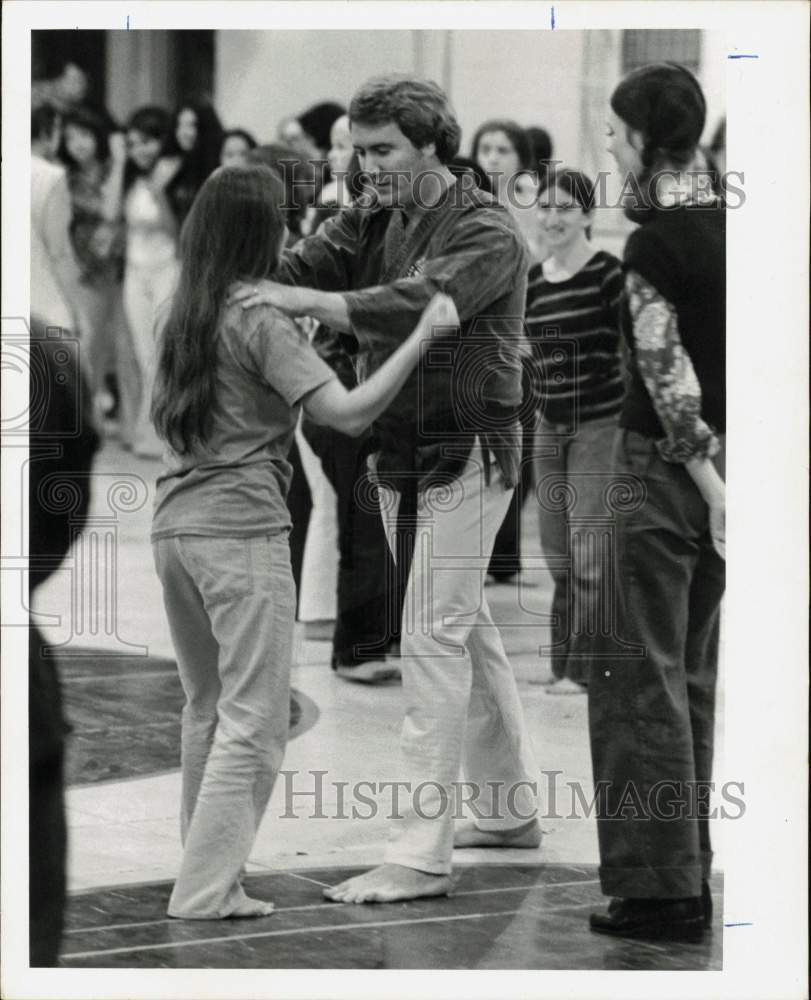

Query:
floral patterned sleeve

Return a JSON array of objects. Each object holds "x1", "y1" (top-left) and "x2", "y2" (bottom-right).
[{"x1": 626, "y1": 269, "x2": 720, "y2": 463}]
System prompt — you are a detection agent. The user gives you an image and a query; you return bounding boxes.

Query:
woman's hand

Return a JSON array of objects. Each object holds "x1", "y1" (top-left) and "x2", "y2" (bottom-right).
[
  {"x1": 228, "y1": 280, "x2": 303, "y2": 315},
  {"x1": 686, "y1": 454, "x2": 726, "y2": 560},
  {"x1": 152, "y1": 156, "x2": 182, "y2": 191}
]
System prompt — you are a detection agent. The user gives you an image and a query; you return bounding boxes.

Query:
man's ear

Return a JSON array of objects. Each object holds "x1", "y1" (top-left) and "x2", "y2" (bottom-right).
[{"x1": 420, "y1": 141, "x2": 437, "y2": 160}]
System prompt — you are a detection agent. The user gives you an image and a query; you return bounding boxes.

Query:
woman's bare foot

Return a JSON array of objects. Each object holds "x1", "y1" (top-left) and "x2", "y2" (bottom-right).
[
  {"x1": 453, "y1": 817, "x2": 542, "y2": 849},
  {"x1": 323, "y1": 864, "x2": 455, "y2": 904},
  {"x1": 229, "y1": 896, "x2": 276, "y2": 918}
]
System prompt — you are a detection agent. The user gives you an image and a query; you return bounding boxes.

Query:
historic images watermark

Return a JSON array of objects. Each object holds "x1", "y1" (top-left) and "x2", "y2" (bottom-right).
[
  {"x1": 273, "y1": 159, "x2": 745, "y2": 213},
  {"x1": 278, "y1": 769, "x2": 746, "y2": 821}
]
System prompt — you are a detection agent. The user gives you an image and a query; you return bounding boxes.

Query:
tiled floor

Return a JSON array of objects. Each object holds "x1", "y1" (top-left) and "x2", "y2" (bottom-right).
[
  {"x1": 31, "y1": 438, "x2": 727, "y2": 969},
  {"x1": 61, "y1": 866, "x2": 723, "y2": 970}
]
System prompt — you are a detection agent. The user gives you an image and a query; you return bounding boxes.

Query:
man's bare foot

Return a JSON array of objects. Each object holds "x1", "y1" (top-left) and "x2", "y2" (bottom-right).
[
  {"x1": 229, "y1": 896, "x2": 276, "y2": 918},
  {"x1": 323, "y1": 864, "x2": 455, "y2": 904},
  {"x1": 453, "y1": 817, "x2": 542, "y2": 849}
]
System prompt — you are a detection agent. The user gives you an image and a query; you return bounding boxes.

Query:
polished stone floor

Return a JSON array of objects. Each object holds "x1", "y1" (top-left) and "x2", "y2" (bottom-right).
[
  {"x1": 61, "y1": 865, "x2": 723, "y2": 970},
  {"x1": 31, "y1": 438, "x2": 728, "y2": 970},
  {"x1": 59, "y1": 648, "x2": 316, "y2": 786}
]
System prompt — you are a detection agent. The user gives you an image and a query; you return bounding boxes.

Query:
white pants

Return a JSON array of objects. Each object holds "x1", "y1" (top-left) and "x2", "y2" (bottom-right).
[
  {"x1": 123, "y1": 258, "x2": 178, "y2": 456},
  {"x1": 152, "y1": 533, "x2": 296, "y2": 918},
  {"x1": 376, "y1": 443, "x2": 540, "y2": 874}
]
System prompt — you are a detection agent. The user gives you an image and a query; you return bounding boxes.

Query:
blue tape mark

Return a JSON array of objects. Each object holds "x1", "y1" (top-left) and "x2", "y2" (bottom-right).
[
  {"x1": 728, "y1": 54, "x2": 758, "y2": 59},
  {"x1": 724, "y1": 922, "x2": 754, "y2": 927},
  {"x1": 126, "y1": 14, "x2": 130, "y2": 29},
  {"x1": 551, "y1": 6, "x2": 555, "y2": 29}
]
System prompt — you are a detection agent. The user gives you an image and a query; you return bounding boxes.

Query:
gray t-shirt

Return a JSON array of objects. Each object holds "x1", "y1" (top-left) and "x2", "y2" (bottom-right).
[{"x1": 151, "y1": 302, "x2": 335, "y2": 540}]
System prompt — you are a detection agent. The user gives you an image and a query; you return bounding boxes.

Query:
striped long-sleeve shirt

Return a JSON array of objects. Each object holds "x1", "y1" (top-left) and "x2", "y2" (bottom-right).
[{"x1": 526, "y1": 250, "x2": 625, "y2": 425}]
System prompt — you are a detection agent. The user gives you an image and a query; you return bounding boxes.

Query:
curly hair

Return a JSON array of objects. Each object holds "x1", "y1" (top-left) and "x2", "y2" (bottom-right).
[{"x1": 348, "y1": 76, "x2": 461, "y2": 163}]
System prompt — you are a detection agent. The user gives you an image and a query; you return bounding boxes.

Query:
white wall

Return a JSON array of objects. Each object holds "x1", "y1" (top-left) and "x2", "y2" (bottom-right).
[
  {"x1": 215, "y1": 28, "x2": 593, "y2": 160},
  {"x1": 215, "y1": 30, "x2": 423, "y2": 140}
]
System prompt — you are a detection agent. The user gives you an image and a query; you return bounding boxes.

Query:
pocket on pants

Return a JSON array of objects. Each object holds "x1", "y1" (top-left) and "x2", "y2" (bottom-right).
[{"x1": 180, "y1": 536, "x2": 256, "y2": 606}]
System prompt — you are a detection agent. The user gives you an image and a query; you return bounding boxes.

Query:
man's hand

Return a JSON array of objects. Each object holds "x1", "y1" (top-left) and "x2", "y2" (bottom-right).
[{"x1": 228, "y1": 280, "x2": 304, "y2": 316}]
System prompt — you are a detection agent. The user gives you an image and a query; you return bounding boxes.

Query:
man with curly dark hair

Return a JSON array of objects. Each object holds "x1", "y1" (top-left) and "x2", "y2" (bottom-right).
[{"x1": 231, "y1": 75, "x2": 541, "y2": 903}]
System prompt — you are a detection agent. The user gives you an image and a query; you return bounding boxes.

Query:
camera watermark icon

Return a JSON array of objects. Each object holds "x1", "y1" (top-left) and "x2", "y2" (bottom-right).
[{"x1": 2, "y1": 316, "x2": 149, "y2": 654}]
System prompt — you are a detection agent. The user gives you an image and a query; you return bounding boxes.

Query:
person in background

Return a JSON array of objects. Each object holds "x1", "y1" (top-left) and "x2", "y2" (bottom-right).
[
  {"x1": 470, "y1": 119, "x2": 537, "y2": 583},
  {"x1": 526, "y1": 168, "x2": 624, "y2": 695},
  {"x1": 301, "y1": 113, "x2": 403, "y2": 682},
  {"x1": 589, "y1": 62, "x2": 725, "y2": 943},
  {"x1": 525, "y1": 125, "x2": 555, "y2": 260},
  {"x1": 59, "y1": 105, "x2": 131, "y2": 433},
  {"x1": 31, "y1": 105, "x2": 89, "y2": 340},
  {"x1": 32, "y1": 57, "x2": 89, "y2": 115},
  {"x1": 149, "y1": 163, "x2": 452, "y2": 918},
  {"x1": 220, "y1": 128, "x2": 257, "y2": 168},
  {"x1": 165, "y1": 99, "x2": 224, "y2": 226},
  {"x1": 526, "y1": 125, "x2": 554, "y2": 190},
  {"x1": 28, "y1": 316, "x2": 100, "y2": 964},
  {"x1": 122, "y1": 105, "x2": 179, "y2": 458},
  {"x1": 297, "y1": 101, "x2": 347, "y2": 165}
]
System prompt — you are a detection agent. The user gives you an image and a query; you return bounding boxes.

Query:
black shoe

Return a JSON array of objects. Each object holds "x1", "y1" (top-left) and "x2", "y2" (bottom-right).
[{"x1": 590, "y1": 896, "x2": 705, "y2": 942}]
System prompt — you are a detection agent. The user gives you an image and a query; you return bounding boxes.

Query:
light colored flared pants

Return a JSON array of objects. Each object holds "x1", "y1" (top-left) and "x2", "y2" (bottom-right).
[
  {"x1": 375, "y1": 443, "x2": 540, "y2": 874},
  {"x1": 152, "y1": 533, "x2": 295, "y2": 918}
]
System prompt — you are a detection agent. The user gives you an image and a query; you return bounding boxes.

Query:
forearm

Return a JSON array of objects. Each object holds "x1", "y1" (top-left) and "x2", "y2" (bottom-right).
[
  {"x1": 302, "y1": 293, "x2": 456, "y2": 436},
  {"x1": 685, "y1": 454, "x2": 725, "y2": 505},
  {"x1": 100, "y1": 161, "x2": 125, "y2": 222},
  {"x1": 288, "y1": 288, "x2": 351, "y2": 332},
  {"x1": 339, "y1": 328, "x2": 422, "y2": 433}
]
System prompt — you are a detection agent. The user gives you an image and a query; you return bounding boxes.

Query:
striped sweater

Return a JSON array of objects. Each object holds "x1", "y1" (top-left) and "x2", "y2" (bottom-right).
[{"x1": 526, "y1": 250, "x2": 625, "y2": 425}]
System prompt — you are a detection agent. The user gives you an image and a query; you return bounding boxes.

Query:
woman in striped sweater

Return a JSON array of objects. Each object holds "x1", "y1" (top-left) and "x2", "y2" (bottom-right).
[{"x1": 527, "y1": 168, "x2": 625, "y2": 694}]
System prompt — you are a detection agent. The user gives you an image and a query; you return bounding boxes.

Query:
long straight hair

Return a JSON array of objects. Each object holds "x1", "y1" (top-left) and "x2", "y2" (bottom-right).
[{"x1": 151, "y1": 164, "x2": 287, "y2": 454}]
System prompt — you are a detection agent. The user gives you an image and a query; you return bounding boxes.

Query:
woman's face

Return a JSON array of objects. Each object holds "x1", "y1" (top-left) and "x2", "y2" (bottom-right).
[
  {"x1": 220, "y1": 134, "x2": 251, "y2": 168},
  {"x1": 476, "y1": 130, "x2": 521, "y2": 185},
  {"x1": 127, "y1": 129, "x2": 162, "y2": 172},
  {"x1": 64, "y1": 123, "x2": 98, "y2": 166},
  {"x1": 605, "y1": 110, "x2": 644, "y2": 178},
  {"x1": 176, "y1": 109, "x2": 198, "y2": 153},
  {"x1": 536, "y1": 184, "x2": 591, "y2": 251},
  {"x1": 327, "y1": 115, "x2": 353, "y2": 175}
]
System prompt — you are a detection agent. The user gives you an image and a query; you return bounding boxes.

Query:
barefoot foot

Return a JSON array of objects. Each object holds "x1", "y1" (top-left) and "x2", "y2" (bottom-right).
[
  {"x1": 229, "y1": 896, "x2": 276, "y2": 918},
  {"x1": 453, "y1": 817, "x2": 542, "y2": 849},
  {"x1": 323, "y1": 864, "x2": 455, "y2": 904}
]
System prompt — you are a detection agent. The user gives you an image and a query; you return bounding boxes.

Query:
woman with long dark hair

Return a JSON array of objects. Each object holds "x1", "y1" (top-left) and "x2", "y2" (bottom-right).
[
  {"x1": 165, "y1": 99, "x2": 224, "y2": 225},
  {"x1": 150, "y1": 163, "x2": 456, "y2": 919},
  {"x1": 588, "y1": 62, "x2": 725, "y2": 942},
  {"x1": 59, "y1": 104, "x2": 129, "y2": 428},
  {"x1": 122, "y1": 105, "x2": 178, "y2": 457}
]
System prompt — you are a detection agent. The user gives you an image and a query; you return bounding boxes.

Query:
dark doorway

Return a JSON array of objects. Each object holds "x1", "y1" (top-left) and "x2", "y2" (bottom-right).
[{"x1": 171, "y1": 31, "x2": 216, "y2": 105}]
